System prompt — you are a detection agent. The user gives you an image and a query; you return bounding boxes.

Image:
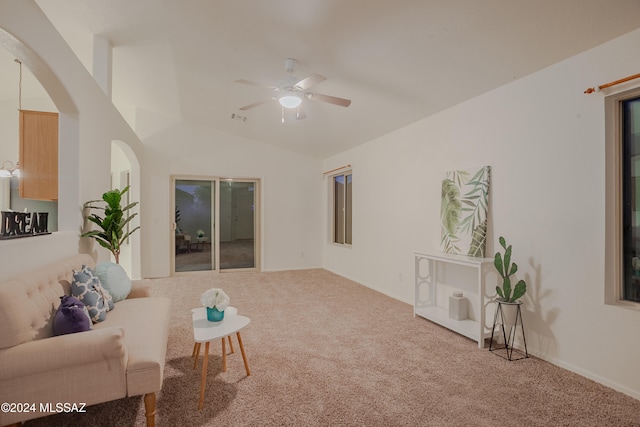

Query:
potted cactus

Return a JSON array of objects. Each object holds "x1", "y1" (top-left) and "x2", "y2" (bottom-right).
[
  {"x1": 494, "y1": 236, "x2": 527, "y2": 303},
  {"x1": 493, "y1": 236, "x2": 527, "y2": 328}
]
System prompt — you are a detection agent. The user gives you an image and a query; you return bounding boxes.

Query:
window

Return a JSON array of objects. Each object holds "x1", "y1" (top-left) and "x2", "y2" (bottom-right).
[
  {"x1": 332, "y1": 171, "x2": 352, "y2": 245},
  {"x1": 621, "y1": 95, "x2": 640, "y2": 302},
  {"x1": 606, "y1": 87, "x2": 640, "y2": 305}
]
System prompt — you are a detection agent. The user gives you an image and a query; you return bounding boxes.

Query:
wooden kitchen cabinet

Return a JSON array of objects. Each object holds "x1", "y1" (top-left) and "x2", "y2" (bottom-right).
[{"x1": 19, "y1": 110, "x2": 58, "y2": 201}]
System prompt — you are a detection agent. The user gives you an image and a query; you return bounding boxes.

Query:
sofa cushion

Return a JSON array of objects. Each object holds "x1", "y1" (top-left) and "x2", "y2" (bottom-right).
[
  {"x1": 71, "y1": 265, "x2": 113, "y2": 323},
  {"x1": 93, "y1": 297, "x2": 172, "y2": 396},
  {"x1": 95, "y1": 262, "x2": 132, "y2": 303},
  {"x1": 53, "y1": 295, "x2": 92, "y2": 336}
]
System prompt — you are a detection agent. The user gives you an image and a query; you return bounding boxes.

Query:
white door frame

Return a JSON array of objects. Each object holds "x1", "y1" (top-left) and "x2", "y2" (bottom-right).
[{"x1": 170, "y1": 175, "x2": 260, "y2": 274}]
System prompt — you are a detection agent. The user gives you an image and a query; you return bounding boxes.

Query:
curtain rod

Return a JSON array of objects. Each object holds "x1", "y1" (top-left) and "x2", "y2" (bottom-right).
[
  {"x1": 323, "y1": 164, "x2": 351, "y2": 175},
  {"x1": 584, "y1": 72, "x2": 640, "y2": 94}
]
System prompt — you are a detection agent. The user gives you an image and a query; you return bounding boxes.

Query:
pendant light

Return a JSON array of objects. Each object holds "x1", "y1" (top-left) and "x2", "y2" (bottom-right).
[
  {"x1": 1, "y1": 59, "x2": 22, "y2": 177},
  {"x1": 12, "y1": 59, "x2": 21, "y2": 177}
]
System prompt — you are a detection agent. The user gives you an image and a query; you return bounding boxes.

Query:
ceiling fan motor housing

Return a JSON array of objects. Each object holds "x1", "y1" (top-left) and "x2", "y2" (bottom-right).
[
  {"x1": 278, "y1": 75, "x2": 300, "y2": 91},
  {"x1": 284, "y1": 58, "x2": 298, "y2": 73}
]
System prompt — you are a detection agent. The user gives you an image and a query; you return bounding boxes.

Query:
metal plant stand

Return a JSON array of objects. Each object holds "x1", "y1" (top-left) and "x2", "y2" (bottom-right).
[{"x1": 489, "y1": 300, "x2": 528, "y2": 361}]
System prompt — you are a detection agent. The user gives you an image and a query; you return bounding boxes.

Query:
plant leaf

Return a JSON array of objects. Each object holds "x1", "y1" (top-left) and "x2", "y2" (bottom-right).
[
  {"x1": 511, "y1": 280, "x2": 527, "y2": 302},
  {"x1": 509, "y1": 262, "x2": 518, "y2": 276},
  {"x1": 467, "y1": 221, "x2": 487, "y2": 257},
  {"x1": 120, "y1": 226, "x2": 141, "y2": 244},
  {"x1": 441, "y1": 178, "x2": 461, "y2": 235},
  {"x1": 121, "y1": 201, "x2": 139, "y2": 212},
  {"x1": 503, "y1": 277, "x2": 511, "y2": 301},
  {"x1": 494, "y1": 252, "x2": 504, "y2": 278},
  {"x1": 102, "y1": 189, "x2": 122, "y2": 208}
]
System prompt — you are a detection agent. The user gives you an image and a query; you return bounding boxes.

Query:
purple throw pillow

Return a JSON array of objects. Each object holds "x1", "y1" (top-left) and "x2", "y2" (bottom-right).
[{"x1": 53, "y1": 295, "x2": 92, "y2": 336}]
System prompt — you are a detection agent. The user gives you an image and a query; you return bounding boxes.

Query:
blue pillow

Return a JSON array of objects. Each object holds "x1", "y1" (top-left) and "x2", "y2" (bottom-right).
[
  {"x1": 71, "y1": 265, "x2": 113, "y2": 323},
  {"x1": 53, "y1": 295, "x2": 92, "y2": 336},
  {"x1": 95, "y1": 262, "x2": 132, "y2": 303}
]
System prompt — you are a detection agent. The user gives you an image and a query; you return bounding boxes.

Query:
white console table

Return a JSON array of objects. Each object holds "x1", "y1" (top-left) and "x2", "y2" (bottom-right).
[{"x1": 414, "y1": 252, "x2": 495, "y2": 348}]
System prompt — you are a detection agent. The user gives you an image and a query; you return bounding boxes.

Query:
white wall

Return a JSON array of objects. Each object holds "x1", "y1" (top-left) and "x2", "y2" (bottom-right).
[
  {"x1": 0, "y1": 0, "x2": 144, "y2": 280},
  {"x1": 0, "y1": 1, "x2": 324, "y2": 281},
  {"x1": 140, "y1": 122, "x2": 324, "y2": 277},
  {"x1": 4, "y1": 0, "x2": 639, "y2": 401},
  {"x1": 323, "y1": 28, "x2": 640, "y2": 399}
]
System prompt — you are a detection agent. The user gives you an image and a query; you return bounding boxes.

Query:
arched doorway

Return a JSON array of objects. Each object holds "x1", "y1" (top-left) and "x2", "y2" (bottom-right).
[{"x1": 112, "y1": 140, "x2": 141, "y2": 279}]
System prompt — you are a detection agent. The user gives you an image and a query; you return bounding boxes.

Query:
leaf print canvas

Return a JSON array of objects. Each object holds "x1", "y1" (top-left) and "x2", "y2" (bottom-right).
[{"x1": 440, "y1": 166, "x2": 490, "y2": 257}]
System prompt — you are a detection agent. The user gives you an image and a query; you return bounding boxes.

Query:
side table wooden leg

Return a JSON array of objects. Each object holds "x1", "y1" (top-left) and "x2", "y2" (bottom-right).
[
  {"x1": 228, "y1": 335, "x2": 235, "y2": 353},
  {"x1": 221, "y1": 337, "x2": 227, "y2": 372},
  {"x1": 193, "y1": 342, "x2": 201, "y2": 369},
  {"x1": 236, "y1": 331, "x2": 251, "y2": 376},
  {"x1": 198, "y1": 341, "x2": 210, "y2": 410}
]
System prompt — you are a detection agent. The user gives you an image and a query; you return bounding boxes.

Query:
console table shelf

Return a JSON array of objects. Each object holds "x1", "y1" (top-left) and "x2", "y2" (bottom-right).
[{"x1": 414, "y1": 252, "x2": 495, "y2": 348}]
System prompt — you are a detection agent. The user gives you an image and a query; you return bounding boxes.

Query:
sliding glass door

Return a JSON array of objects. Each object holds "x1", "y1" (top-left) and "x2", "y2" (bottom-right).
[
  {"x1": 172, "y1": 177, "x2": 259, "y2": 273},
  {"x1": 174, "y1": 179, "x2": 214, "y2": 272},
  {"x1": 219, "y1": 180, "x2": 256, "y2": 269}
]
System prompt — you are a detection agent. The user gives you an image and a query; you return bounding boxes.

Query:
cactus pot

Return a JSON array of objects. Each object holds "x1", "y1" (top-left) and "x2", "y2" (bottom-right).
[{"x1": 497, "y1": 299, "x2": 522, "y2": 327}]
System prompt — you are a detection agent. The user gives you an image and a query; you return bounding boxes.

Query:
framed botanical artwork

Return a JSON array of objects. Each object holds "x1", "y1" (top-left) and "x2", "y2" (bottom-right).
[{"x1": 440, "y1": 165, "x2": 490, "y2": 257}]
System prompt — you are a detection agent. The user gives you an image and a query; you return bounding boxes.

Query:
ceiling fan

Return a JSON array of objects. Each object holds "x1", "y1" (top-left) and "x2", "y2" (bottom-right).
[{"x1": 235, "y1": 58, "x2": 351, "y2": 121}]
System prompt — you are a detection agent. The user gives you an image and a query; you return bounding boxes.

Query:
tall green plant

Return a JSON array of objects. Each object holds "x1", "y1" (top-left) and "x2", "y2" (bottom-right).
[
  {"x1": 494, "y1": 236, "x2": 527, "y2": 303},
  {"x1": 82, "y1": 186, "x2": 140, "y2": 264}
]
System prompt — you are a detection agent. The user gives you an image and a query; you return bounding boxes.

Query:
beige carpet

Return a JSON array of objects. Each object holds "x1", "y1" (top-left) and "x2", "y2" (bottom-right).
[{"x1": 25, "y1": 269, "x2": 640, "y2": 426}]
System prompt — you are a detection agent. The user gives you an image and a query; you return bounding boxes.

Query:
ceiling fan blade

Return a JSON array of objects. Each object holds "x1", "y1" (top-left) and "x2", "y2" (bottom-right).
[
  {"x1": 235, "y1": 79, "x2": 277, "y2": 90},
  {"x1": 294, "y1": 73, "x2": 326, "y2": 91},
  {"x1": 239, "y1": 99, "x2": 273, "y2": 111},
  {"x1": 305, "y1": 92, "x2": 352, "y2": 107}
]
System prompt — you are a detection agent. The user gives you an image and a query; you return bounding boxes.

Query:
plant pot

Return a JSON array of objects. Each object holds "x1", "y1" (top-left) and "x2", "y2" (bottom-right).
[
  {"x1": 497, "y1": 299, "x2": 522, "y2": 327},
  {"x1": 206, "y1": 307, "x2": 225, "y2": 322}
]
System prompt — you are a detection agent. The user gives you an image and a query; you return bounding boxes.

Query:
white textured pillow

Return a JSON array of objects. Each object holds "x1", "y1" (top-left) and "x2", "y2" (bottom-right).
[{"x1": 95, "y1": 262, "x2": 132, "y2": 303}]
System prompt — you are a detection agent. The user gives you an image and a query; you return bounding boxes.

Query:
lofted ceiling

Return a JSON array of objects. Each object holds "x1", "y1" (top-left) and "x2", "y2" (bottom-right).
[{"x1": 2, "y1": 1, "x2": 640, "y2": 159}]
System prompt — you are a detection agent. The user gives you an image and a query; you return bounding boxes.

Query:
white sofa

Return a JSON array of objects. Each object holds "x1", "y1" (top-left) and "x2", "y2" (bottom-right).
[{"x1": 0, "y1": 254, "x2": 171, "y2": 427}]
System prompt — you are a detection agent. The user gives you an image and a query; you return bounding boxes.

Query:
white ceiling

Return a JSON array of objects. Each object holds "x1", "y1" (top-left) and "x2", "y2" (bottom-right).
[{"x1": 2, "y1": 0, "x2": 640, "y2": 159}]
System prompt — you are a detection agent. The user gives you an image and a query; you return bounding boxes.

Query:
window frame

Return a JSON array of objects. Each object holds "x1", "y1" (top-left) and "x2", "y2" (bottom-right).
[
  {"x1": 330, "y1": 170, "x2": 352, "y2": 246},
  {"x1": 605, "y1": 86, "x2": 640, "y2": 308}
]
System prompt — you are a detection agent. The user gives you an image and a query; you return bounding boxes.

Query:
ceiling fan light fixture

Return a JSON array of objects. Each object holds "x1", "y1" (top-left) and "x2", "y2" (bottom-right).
[{"x1": 279, "y1": 94, "x2": 302, "y2": 109}]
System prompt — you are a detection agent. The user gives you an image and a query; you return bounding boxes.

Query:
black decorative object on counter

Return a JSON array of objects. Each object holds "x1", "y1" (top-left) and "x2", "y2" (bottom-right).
[{"x1": 0, "y1": 211, "x2": 50, "y2": 239}]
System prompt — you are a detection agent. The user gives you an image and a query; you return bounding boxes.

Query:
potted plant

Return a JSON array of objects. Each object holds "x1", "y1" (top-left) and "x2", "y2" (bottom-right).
[
  {"x1": 201, "y1": 288, "x2": 230, "y2": 322},
  {"x1": 490, "y1": 236, "x2": 529, "y2": 358},
  {"x1": 494, "y1": 236, "x2": 526, "y2": 303},
  {"x1": 82, "y1": 186, "x2": 140, "y2": 264}
]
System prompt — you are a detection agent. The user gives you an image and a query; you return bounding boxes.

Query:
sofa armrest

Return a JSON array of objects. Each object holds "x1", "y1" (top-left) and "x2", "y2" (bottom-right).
[
  {"x1": 128, "y1": 279, "x2": 152, "y2": 298},
  {"x1": 0, "y1": 327, "x2": 126, "y2": 380}
]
